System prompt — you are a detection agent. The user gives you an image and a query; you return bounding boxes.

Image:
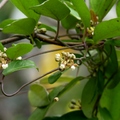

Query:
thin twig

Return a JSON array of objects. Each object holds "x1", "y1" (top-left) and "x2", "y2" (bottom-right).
[
  {"x1": 0, "y1": 0, "x2": 8, "y2": 9},
  {"x1": 54, "y1": 20, "x2": 60, "y2": 41},
  {"x1": 0, "y1": 68, "x2": 59, "y2": 97},
  {"x1": 24, "y1": 45, "x2": 85, "y2": 60}
]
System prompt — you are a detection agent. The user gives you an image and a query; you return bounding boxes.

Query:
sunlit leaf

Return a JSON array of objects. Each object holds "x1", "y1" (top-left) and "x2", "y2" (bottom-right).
[
  {"x1": 0, "y1": 19, "x2": 15, "y2": 29},
  {"x1": 3, "y1": 18, "x2": 36, "y2": 35},
  {"x1": 90, "y1": 0, "x2": 117, "y2": 21},
  {"x1": 10, "y1": 0, "x2": 40, "y2": 21},
  {"x1": 93, "y1": 18, "x2": 120, "y2": 43},
  {"x1": 6, "y1": 43, "x2": 33, "y2": 59},
  {"x1": 3, "y1": 60, "x2": 36, "y2": 75},
  {"x1": 28, "y1": 84, "x2": 50, "y2": 107},
  {"x1": 70, "y1": 0, "x2": 90, "y2": 27},
  {"x1": 31, "y1": 0, "x2": 70, "y2": 20}
]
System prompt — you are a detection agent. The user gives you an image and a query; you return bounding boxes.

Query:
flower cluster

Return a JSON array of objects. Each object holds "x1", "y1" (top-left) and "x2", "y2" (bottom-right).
[
  {"x1": 55, "y1": 51, "x2": 78, "y2": 71},
  {"x1": 0, "y1": 47, "x2": 9, "y2": 69},
  {"x1": 0, "y1": 47, "x2": 22, "y2": 70}
]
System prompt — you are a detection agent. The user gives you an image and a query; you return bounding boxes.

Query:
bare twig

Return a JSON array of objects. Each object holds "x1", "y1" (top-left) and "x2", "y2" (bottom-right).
[
  {"x1": 0, "y1": 0, "x2": 8, "y2": 9},
  {"x1": 54, "y1": 20, "x2": 60, "y2": 41},
  {"x1": 24, "y1": 44, "x2": 85, "y2": 60},
  {"x1": 0, "y1": 68, "x2": 59, "y2": 97}
]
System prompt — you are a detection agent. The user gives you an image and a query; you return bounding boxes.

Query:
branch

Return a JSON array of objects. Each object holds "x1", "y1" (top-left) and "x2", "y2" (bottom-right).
[
  {"x1": 0, "y1": 68, "x2": 59, "y2": 97},
  {"x1": 1, "y1": 36, "x2": 26, "y2": 45},
  {"x1": 0, "y1": 0, "x2": 8, "y2": 9}
]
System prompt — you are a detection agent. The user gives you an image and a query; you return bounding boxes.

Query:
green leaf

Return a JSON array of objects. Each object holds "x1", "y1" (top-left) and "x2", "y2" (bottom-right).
[
  {"x1": 104, "y1": 44, "x2": 118, "y2": 78},
  {"x1": 100, "y1": 81, "x2": 120, "y2": 120},
  {"x1": 34, "y1": 38, "x2": 42, "y2": 48},
  {"x1": 61, "y1": 110, "x2": 87, "y2": 120},
  {"x1": 49, "y1": 85, "x2": 65, "y2": 101},
  {"x1": 61, "y1": 14, "x2": 79, "y2": 29},
  {"x1": 10, "y1": 0, "x2": 40, "y2": 21},
  {"x1": 38, "y1": 24, "x2": 57, "y2": 33},
  {"x1": 28, "y1": 84, "x2": 50, "y2": 107},
  {"x1": 98, "y1": 107, "x2": 112, "y2": 120},
  {"x1": 116, "y1": 1, "x2": 120, "y2": 17},
  {"x1": 48, "y1": 71, "x2": 62, "y2": 84},
  {"x1": 81, "y1": 77, "x2": 98, "y2": 118},
  {"x1": 6, "y1": 43, "x2": 33, "y2": 59},
  {"x1": 2, "y1": 60, "x2": 36, "y2": 75},
  {"x1": 43, "y1": 111, "x2": 88, "y2": 120},
  {"x1": 70, "y1": 0, "x2": 90, "y2": 27},
  {"x1": 0, "y1": 19, "x2": 15, "y2": 29},
  {"x1": 31, "y1": 0, "x2": 70, "y2": 20},
  {"x1": 90, "y1": 0, "x2": 117, "y2": 21},
  {"x1": 105, "y1": 39, "x2": 120, "y2": 46},
  {"x1": 93, "y1": 18, "x2": 120, "y2": 43},
  {"x1": 0, "y1": 42, "x2": 4, "y2": 52},
  {"x1": 3, "y1": 18, "x2": 36, "y2": 35},
  {"x1": 108, "y1": 67, "x2": 120, "y2": 89},
  {"x1": 29, "y1": 107, "x2": 49, "y2": 120}
]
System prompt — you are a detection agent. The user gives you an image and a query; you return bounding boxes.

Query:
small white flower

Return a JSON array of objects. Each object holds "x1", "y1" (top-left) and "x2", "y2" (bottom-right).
[
  {"x1": 55, "y1": 53, "x2": 61, "y2": 61},
  {"x1": 71, "y1": 65, "x2": 76, "y2": 71},
  {"x1": 2, "y1": 63, "x2": 8, "y2": 69},
  {"x1": 60, "y1": 63, "x2": 65, "y2": 70},
  {"x1": 71, "y1": 54, "x2": 76, "y2": 59},
  {"x1": 16, "y1": 56, "x2": 22, "y2": 60},
  {"x1": 4, "y1": 47, "x2": 7, "y2": 52},
  {"x1": 54, "y1": 97, "x2": 59, "y2": 102},
  {"x1": 2, "y1": 53, "x2": 7, "y2": 57},
  {"x1": 0, "y1": 52, "x2": 3, "y2": 56}
]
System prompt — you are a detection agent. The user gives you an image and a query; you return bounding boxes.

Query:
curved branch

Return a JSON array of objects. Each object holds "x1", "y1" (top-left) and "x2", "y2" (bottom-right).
[{"x1": 0, "y1": 68, "x2": 59, "y2": 97}]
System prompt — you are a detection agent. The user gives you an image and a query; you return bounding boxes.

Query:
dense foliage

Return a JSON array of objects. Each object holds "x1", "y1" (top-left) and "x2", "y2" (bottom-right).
[{"x1": 0, "y1": 0, "x2": 120, "y2": 120}]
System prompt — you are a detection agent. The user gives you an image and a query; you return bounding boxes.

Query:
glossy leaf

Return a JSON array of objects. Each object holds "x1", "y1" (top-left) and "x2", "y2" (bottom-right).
[
  {"x1": 31, "y1": 0, "x2": 70, "y2": 20},
  {"x1": 0, "y1": 42, "x2": 4, "y2": 52},
  {"x1": 0, "y1": 19, "x2": 15, "y2": 29},
  {"x1": 3, "y1": 18, "x2": 36, "y2": 35},
  {"x1": 93, "y1": 18, "x2": 120, "y2": 43},
  {"x1": 29, "y1": 107, "x2": 49, "y2": 120},
  {"x1": 70, "y1": 0, "x2": 90, "y2": 27},
  {"x1": 116, "y1": 1, "x2": 120, "y2": 17},
  {"x1": 6, "y1": 43, "x2": 33, "y2": 59},
  {"x1": 10, "y1": 0, "x2": 40, "y2": 21},
  {"x1": 2, "y1": 60, "x2": 36, "y2": 75},
  {"x1": 28, "y1": 84, "x2": 50, "y2": 107},
  {"x1": 90, "y1": 0, "x2": 117, "y2": 21},
  {"x1": 81, "y1": 77, "x2": 98, "y2": 118},
  {"x1": 48, "y1": 71, "x2": 62, "y2": 84}
]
